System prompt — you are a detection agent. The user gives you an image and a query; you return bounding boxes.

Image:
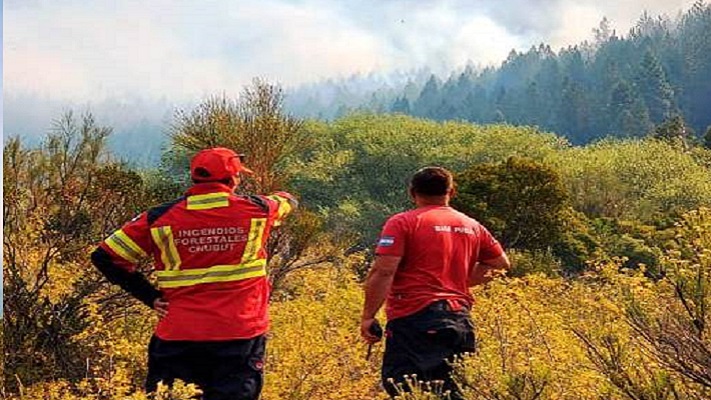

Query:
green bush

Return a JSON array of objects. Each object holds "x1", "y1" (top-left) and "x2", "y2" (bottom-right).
[{"x1": 452, "y1": 157, "x2": 570, "y2": 252}]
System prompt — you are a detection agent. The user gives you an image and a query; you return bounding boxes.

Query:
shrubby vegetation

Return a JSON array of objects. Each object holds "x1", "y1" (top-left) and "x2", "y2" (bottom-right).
[
  {"x1": 291, "y1": 113, "x2": 711, "y2": 276},
  {"x1": 4, "y1": 79, "x2": 711, "y2": 399}
]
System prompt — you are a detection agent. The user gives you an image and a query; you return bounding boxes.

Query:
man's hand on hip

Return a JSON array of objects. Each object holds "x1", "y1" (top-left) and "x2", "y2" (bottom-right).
[{"x1": 153, "y1": 298, "x2": 169, "y2": 319}]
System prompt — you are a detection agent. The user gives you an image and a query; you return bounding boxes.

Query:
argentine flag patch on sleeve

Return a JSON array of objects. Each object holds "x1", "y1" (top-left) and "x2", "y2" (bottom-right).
[{"x1": 378, "y1": 236, "x2": 395, "y2": 247}]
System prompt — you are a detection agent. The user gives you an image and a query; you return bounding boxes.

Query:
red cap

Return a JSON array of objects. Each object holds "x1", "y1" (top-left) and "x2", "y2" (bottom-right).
[{"x1": 190, "y1": 147, "x2": 253, "y2": 182}]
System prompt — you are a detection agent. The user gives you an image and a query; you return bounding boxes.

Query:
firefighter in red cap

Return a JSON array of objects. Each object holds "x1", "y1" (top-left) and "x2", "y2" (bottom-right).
[
  {"x1": 91, "y1": 147, "x2": 297, "y2": 400},
  {"x1": 361, "y1": 166, "x2": 510, "y2": 399}
]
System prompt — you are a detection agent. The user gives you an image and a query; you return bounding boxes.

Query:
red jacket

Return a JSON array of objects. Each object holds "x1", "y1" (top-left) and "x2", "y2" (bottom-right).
[{"x1": 95, "y1": 182, "x2": 296, "y2": 341}]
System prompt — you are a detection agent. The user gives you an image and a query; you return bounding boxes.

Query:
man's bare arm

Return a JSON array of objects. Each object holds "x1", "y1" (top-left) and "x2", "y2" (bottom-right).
[
  {"x1": 468, "y1": 253, "x2": 511, "y2": 287},
  {"x1": 362, "y1": 255, "x2": 401, "y2": 320},
  {"x1": 361, "y1": 255, "x2": 401, "y2": 343}
]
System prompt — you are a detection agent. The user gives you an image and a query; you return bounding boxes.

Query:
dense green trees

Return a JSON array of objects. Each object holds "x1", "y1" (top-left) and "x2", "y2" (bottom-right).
[
  {"x1": 652, "y1": 115, "x2": 694, "y2": 144},
  {"x1": 376, "y1": 2, "x2": 711, "y2": 144},
  {"x1": 284, "y1": 2, "x2": 711, "y2": 147}
]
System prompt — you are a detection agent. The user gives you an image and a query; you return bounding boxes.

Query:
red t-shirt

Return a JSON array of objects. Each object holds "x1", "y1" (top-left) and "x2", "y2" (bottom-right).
[{"x1": 375, "y1": 205, "x2": 504, "y2": 320}]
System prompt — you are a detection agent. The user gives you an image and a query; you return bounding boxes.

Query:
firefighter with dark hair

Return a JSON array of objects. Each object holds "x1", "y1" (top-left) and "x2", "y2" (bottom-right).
[
  {"x1": 91, "y1": 147, "x2": 297, "y2": 400},
  {"x1": 361, "y1": 166, "x2": 511, "y2": 399}
]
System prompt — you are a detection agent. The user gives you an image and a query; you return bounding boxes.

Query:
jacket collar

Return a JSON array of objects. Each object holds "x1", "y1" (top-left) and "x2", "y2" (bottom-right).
[{"x1": 186, "y1": 182, "x2": 235, "y2": 196}]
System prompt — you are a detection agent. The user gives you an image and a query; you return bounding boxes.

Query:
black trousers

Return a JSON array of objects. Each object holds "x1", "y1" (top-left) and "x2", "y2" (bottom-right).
[
  {"x1": 146, "y1": 335, "x2": 266, "y2": 400},
  {"x1": 382, "y1": 301, "x2": 476, "y2": 399}
]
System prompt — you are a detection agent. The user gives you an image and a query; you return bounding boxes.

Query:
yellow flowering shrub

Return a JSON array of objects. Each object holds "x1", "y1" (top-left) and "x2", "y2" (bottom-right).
[
  {"x1": 13, "y1": 379, "x2": 201, "y2": 400},
  {"x1": 6, "y1": 210, "x2": 711, "y2": 399},
  {"x1": 454, "y1": 269, "x2": 646, "y2": 400},
  {"x1": 0, "y1": 260, "x2": 697, "y2": 399},
  {"x1": 264, "y1": 259, "x2": 386, "y2": 400}
]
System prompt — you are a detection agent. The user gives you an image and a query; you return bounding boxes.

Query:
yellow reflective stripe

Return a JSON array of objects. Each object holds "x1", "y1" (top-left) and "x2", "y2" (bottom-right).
[
  {"x1": 156, "y1": 259, "x2": 267, "y2": 278},
  {"x1": 267, "y1": 195, "x2": 293, "y2": 226},
  {"x1": 151, "y1": 226, "x2": 182, "y2": 270},
  {"x1": 241, "y1": 218, "x2": 267, "y2": 263},
  {"x1": 187, "y1": 193, "x2": 230, "y2": 210},
  {"x1": 105, "y1": 229, "x2": 147, "y2": 263},
  {"x1": 155, "y1": 260, "x2": 267, "y2": 288}
]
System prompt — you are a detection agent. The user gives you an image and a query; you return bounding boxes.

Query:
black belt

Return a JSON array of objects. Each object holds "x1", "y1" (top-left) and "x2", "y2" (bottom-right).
[{"x1": 426, "y1": 300, "x2": 470, "y2": 312}]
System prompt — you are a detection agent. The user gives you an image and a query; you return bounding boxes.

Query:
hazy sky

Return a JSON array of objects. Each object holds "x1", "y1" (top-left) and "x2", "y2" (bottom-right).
[{"x1": 4, "y1": 0, "x2": 698, "y2": 103}]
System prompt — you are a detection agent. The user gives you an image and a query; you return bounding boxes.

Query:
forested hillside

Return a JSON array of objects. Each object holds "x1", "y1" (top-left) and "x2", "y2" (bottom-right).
[
  {"x1": 8, "y1": 4, "x2": 707, "y2": 166},
  {"x1": 288, "y1": 2, "x2": 711, "y2": 145},
  {"x1": 4, "y1": 80, "x2": 711, "y2": 399}
]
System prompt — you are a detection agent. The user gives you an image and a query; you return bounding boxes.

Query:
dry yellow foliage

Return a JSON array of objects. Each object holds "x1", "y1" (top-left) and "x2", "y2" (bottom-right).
[{"x1": 6, "y1": 210, "x2": 711, "y2": 399}]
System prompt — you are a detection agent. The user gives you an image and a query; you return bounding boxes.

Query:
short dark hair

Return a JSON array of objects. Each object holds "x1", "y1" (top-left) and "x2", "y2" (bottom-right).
[{"x1": 410, "y1": 167, "x2": 453, "y2": 196}]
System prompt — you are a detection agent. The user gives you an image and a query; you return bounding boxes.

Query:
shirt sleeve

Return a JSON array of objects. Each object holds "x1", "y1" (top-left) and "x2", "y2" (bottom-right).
[
  {"x1": 92, "y1": 212, "x2": 160, "y2": 308},
  {"x1": 375, "y1": 215, "x2": 408, "y2": 257},
  {"x1": 99, "y1": 212, "x2": 153, "y2": 272},
  {"x1": 477, "y1": 224, "x2": 504, "y2": 261},
  {"x1": 265, "y1": 191, "x2": 299, "y2": 226}
]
